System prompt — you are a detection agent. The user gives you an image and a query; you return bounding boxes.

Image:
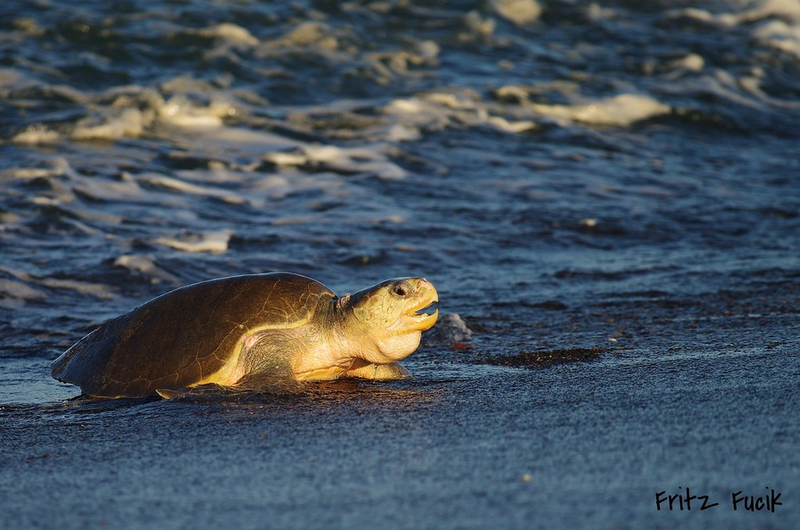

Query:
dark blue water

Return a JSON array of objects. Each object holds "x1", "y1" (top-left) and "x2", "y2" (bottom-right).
[{"x1": 2, "y1": 1, "x2": 799, "y2": 528}]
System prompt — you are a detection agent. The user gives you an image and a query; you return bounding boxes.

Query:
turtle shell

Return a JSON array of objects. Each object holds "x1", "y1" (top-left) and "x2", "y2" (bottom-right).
[{"x1": 51, "y1": 273, "x2": 334, "y2": 398}]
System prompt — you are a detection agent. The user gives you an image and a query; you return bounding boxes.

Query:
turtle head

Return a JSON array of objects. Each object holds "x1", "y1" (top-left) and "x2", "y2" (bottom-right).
[{"x1": 338, "y1": 277, "x2": 438, "y2": 364}]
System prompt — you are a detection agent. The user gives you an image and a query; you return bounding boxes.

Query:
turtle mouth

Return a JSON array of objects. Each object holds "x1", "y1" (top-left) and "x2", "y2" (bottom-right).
[{"x1": 404, "y1": 294, "x2": 439, "y2": 331}]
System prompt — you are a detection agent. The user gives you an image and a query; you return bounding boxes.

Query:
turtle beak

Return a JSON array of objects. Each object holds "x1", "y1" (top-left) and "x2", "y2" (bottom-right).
[{"x1": 404, "y1": 280, "x2": 439, "y2": 331}]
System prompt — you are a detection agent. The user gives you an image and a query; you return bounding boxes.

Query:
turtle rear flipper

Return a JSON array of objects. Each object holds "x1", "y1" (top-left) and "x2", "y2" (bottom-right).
[
  {"x1": 155, "y1": 384, "x2": 228, "y2": 400},
  {"x1": 155, "y1": 388, "x2": 190, "y2": 399}
]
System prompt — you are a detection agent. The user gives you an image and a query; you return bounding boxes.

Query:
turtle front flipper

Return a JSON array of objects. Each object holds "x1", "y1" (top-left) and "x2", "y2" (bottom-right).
[
  {"x1": 234, "y1": 371, "x2": 304, "y2": 394},
  {"x1": 344, "y1": 361, "x2": 410, "y2": 380},
  {"x1": 235, "y1": 331, "x2": 307, "y2": 392}
]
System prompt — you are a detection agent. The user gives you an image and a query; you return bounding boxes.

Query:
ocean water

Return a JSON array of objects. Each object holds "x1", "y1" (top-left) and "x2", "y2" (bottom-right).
[{"x1": 1, "y1": 1, "x2": 799, "y2": 529}]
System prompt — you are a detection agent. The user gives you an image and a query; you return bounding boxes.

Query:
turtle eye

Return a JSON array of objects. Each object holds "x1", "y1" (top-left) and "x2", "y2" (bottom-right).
[{"x1": 391, "y1": 282, "x2": 410, "y2": 298}]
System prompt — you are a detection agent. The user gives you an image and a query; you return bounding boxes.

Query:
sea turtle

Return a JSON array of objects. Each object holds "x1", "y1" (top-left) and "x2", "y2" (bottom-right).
[{"x1": 51, "y1": 273, "x2": 438, "y2": 399}]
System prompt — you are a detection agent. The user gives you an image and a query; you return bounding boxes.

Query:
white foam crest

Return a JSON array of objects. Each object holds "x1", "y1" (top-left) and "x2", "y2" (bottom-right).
[
  {"x1": 107, "y1": 82, "x2": 240, "y2": 124},
  {"x1": 114, "y1": 255, "x2": 180, "y2": 285},
  {"x1": 461, "y1": 11, "x2": 496, "y2": 40},
  {"x1": 141, "y1": 173, "x2": 247, "y2": 204},
  {"x1": 264, "y1": 144, "x2": 408, "y2": 180},
  {"x1": 383, "y1": 92, "x2": 536, "y2": 134},
  {"x1": 113, "y1": 254, "x2": 155, "y2": 273},
  {"x1": 11, "y1": 125, "x2": 61, "y2": 145},
  {"x1": 361, "y1": 39, "x2": 441, "y2": 82},
  {"x1": 490, "y1": 0, "x2": 542, "y2": 25},
  {"x1": 271, "y1": 216, "x2": 318, "y2": 226},
  {"x1": 528, "y1": 94, "x2": 671, "y2": 126},
  {"x1": 15, "y1": 86, "x2": 154, "y2": 143},
  {"x1": 746, "y1": 0, "x2": 800, "y2": 21},
  {"x1": 71, "y1": 108, "x2": 153, "y2": 140},
  {"x1": 198, "y1": 23, "x2": 259, "y2": 46},
  {"x1": 4, "y1": 166, "x2": 62, "y2": 180},
  {"x1": 156, "y1": 95, "x2": 237, "y2": 129},
  {"x1": 649, "y1": 53, "x2": 707, "y2": 81},
  {"x1": 486, "y1": 114, "x2": 537, "y2": 133},
  {"x1": 40, "y1": 278, "x2": 116, "y2": 300},
  {"x1": 385, "y1": 123, "x2": 421, "y2": 141},
  {"x1": 666, "y1": 0, "x2": 800, "y2": 27},
  {"x1": 386, "y1": 90, "x2": 669, "y2": 131},
  {"x1": 263, "y1": 22, "x2": 339, "y2": 50},
  {"x1": 665, "y1": 7, "x2": 740, "y2": 27},
  {"x1": 383, "y1": 96, "x2": 444, "y2": 120},
  {"x1": 21, "y1": 84, "x2": 245, "y2": 143},
  {"x1": 154, "y1": 229, "x2": 233, "y2": 254},
  {"x1": 673, "y1": 53, "x2": 705, "y2": 72}
]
